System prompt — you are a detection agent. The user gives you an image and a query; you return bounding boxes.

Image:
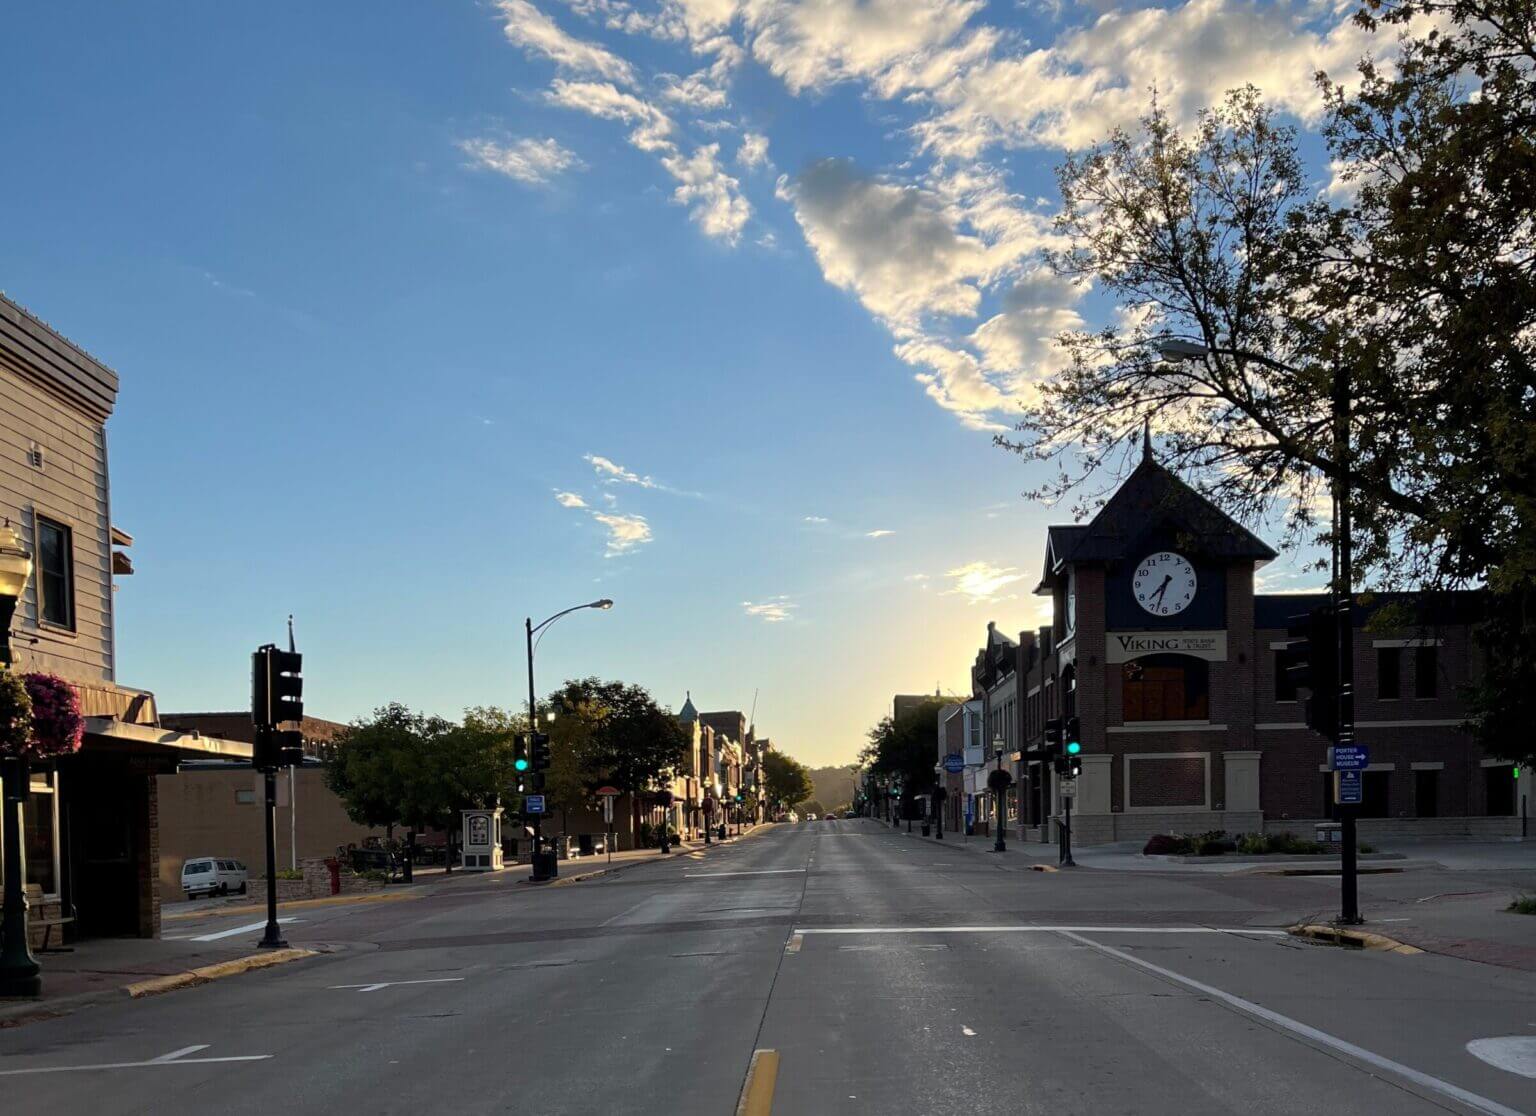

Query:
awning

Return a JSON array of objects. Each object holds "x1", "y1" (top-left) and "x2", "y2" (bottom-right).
[{"x1": 81, "y1": 717, "x2": 254, "y2": 761}]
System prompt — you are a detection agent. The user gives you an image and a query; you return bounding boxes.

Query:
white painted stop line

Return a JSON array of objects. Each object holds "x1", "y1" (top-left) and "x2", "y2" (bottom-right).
[
  {"x1": 0, "y1": 1045, "x2": 271, "y2": 1076},
  {"x1": 328, "y1": 978, "x2": 466, "y2": 993},
  {"x1": 189, "y1": 917, "x2": 298, "y2": 942},
  {"x1": 683, "y1": 869, "x2": 804, "y2": 878}
]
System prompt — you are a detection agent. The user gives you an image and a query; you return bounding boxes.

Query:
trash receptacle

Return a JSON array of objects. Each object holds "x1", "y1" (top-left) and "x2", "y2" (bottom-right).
[
  {"x1": 578, "y1": 833, "x2": 594, "y2": 856},
  {"x1": 921, "y1": 822, "x2": 931, "y2": 837}
]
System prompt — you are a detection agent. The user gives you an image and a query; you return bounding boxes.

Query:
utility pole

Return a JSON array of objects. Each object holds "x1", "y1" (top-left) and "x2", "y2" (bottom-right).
[{"x1": 1333, "y1": 362, "x2": 1361, "y2": 925}]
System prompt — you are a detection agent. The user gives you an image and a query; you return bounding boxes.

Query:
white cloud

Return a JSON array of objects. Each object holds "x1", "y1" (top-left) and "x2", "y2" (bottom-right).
[
  {"x1": 915, "y1": 0, "x2": 1382, "y2": 156},
  {"x1": 659, "y1": 143, "x2": 751, "y2": 241},
  {"x1": 585, "y1": 453, "x2": 659, "y2": 487},
  {"x1": 743, "y1": 595, "x2": 795, "y2": 622},
  {"x1": 895, "y1": 337, "x2": 1010, "y2": 431},
  {"x1": 459, "y1": 136, "x2": 585, "y2": 185},
  {"x1": 548, "y1": 80, "x2": 751, "y2": 241},
  {"x1": 554, "y1": 490, "x2": 589, "y2": 508},
  {"x1": 747, "y1": 0, "x2": 983, "y2": 95},
  {"x1": 497, "y1": 0, "x2": 637, "y2": 85},
  {"x1": 592, "y1": 511, "x2": 653, "y2": 555},
  {"x1": 944, "y1": 560, "x2": 1026, "y2": 603},
  {"x1": 802, "y1": 515, "x2": 829, "y2": 524},
  {"x1": 737, "y1": 131, "x2": 770, "y2": 169},
  {"x1": 777, "y1": 159, "x2": 986, "y2": 328},
  {"x1": 865, "y1": 529, "x2": 895, "y2": 539}
]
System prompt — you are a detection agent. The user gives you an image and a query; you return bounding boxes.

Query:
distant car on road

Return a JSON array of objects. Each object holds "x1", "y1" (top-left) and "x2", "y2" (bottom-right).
[
  {"x1": 804, "y1": 812, "x2": 818, "y2": 821},
  {"x1": 181, "y1": 857, "x2": 248, "y2": 898},
  {"x1": 843, "y1": 811, "x2": 856, "y2": 819}
]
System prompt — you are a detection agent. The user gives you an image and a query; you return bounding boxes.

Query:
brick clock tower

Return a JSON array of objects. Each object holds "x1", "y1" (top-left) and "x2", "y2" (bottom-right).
[{"x1": 1036, "y1": 440, "x2": 1276, "y2": 844}]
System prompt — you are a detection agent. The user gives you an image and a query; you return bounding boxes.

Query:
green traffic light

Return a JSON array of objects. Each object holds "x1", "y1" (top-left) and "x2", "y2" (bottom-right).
[
  {"x1": 515, "y1": 757, "x2": 530, "y2": 772},
  {"x1": 1066, "y1": 741, "x2": 1081, "y2": 755}
]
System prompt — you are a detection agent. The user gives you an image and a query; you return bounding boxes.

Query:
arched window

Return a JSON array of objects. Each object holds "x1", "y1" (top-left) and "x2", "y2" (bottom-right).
[{"x1": 1122, "y1": 654, "x2": 1209, "y2": 721}]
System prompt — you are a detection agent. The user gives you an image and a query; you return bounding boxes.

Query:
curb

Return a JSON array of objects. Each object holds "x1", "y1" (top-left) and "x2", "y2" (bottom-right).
[
  {"x1": 521, "y1": 825, "x2": 778, "y2": 889},
  {"x1": 1258, "y1": 867, "x2": 1405, "y2": 877},
  {"x1": 164, "y1": 889, "x2": 418, "y2": 922},
  {"x1": 125, "y1": 948, "x2": 319, "y2": 998},
  {"x1": 1288, "y1": 923, "x2": 1424, "y2": 954}
]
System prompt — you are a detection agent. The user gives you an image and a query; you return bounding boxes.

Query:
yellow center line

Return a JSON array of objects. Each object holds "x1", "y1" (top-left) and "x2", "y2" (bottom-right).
[{"x1": 735, "y1": 1049, "x2": 779, "y2": 1116}]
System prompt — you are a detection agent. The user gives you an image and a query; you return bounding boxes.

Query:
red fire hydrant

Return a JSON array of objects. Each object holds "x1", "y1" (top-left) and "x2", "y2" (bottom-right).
[{"x1": 324, "y1": 857, "x2": 341, "y2": 895}]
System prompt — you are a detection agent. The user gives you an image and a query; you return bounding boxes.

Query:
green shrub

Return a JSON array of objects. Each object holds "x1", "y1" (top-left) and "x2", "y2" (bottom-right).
[
  {"x1": 359, "y1": 869, "x2": 389, "y2": 884},
  {"x1": 1358, "y1": 843, "x2": 1375, "y2": 854},
  {"x1": 1509, "y1": 895, "x2": 1536, "y2": 915},
  {"x1": 1236, "y1": 833, "x2": 1268, "y2": 854},
  {"x1": 276, "y1": 868, "x2": 303, "y2": 881}
]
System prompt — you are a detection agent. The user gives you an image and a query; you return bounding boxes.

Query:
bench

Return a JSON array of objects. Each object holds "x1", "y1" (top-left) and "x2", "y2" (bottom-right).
[{"x1": 33, "y1": 914, "x2": 74, "y2": 953}]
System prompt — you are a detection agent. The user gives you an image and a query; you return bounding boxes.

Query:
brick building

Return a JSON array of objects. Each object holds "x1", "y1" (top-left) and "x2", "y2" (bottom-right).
[{"x1": 972, "y1": 444, "x2": 1530, "y2": 846}]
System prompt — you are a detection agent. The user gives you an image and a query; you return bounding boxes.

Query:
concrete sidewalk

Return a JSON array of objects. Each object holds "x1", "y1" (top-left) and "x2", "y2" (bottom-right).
[{"x1": 0, "y1": 936, "x2": 317, "y2": 1024}]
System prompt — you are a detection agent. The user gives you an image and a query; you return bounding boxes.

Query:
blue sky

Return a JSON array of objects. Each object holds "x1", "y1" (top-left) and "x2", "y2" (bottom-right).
[{"x1": 1, "y1": 1, "x2": 1364, "y2": 765}]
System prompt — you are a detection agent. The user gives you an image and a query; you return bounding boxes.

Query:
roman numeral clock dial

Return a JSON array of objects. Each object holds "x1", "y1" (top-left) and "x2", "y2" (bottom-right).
[{"x1": 1132, "y1": 551, "x2": 1197, "y2": 616}]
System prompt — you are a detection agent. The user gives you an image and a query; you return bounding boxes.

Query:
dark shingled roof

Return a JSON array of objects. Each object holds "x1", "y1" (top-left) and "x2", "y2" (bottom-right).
[
  {"x1": 1049, "y1": 457, "x2": 1276, "y2": 568},
  {"x1": 1253, "y1": 591, "x2": 1485, "y2": 631}
]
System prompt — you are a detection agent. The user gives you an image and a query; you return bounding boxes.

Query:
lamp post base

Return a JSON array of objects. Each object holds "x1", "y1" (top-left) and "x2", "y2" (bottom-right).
[{"x1": 0, "y1": 967, "x2": 41, "y2": 998}]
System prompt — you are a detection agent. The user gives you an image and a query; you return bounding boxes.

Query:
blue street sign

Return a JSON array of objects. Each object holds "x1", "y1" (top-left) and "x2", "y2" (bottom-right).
[
  {"x1": 943, "y1": 753, "x2": 965, "y2": 774},
  {"x1": 964, "y1": 797, "x2": 974, "y2": 823},
  {"x1": 525, "y1": 794, "x2": 547, "y2": 814},
  {"x1": 1331, "y1": 745, "x2": 1369, "y2": 771},
  {"x1": 1337, "y1": 770, "x2": 1363, "y2": 805}
]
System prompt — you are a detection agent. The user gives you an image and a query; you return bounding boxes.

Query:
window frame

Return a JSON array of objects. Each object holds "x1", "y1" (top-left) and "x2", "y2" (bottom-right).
[
  {"x1": 1413, "y1": 645, "x2": 1438, "y2": 699},
  {"x1": 1377, "y1": 647, "x2": 1401, "y2": 701},
  {"x1": 34, "y1": 513, "x2": 76, "y2": 632}
]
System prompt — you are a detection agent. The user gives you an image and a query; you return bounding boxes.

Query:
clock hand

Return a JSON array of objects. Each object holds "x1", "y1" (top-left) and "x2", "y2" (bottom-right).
[{"x1": 1150, "y1": 574, "x2": 1171, "y2": 604}]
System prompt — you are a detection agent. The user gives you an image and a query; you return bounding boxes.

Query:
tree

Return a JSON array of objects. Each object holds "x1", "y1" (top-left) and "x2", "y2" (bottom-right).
[
  {"x1": 762, "y1": 751, "x2": 814, "y2": 813},
  {"x1": 1000, "y1": 6, "x2": 1536, "y2": 763},
  {"x1": 325, "y1": 703, "x2": 519, "y2": 869},
  {"x1": 547, "y1": 678, "x2": 687, "y2": 835},
  {"x1": 861, "y1": 698, "x2": 949, "y2": 810}
]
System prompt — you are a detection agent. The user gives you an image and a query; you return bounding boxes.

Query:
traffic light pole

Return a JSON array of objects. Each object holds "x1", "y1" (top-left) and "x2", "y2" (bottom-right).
[
  {"x1": 524, "y1": 616, "x2": 549, "y2": 883},
  {"x1": 1060, "y1": 793, "x2": 1076, "y2": 867},
  {"x1": 1333, "y1": 363, "x2": 1361, "y2": 926},
  {"x1": 257, "y1": 743, "x2": 287, "y2": 949}
]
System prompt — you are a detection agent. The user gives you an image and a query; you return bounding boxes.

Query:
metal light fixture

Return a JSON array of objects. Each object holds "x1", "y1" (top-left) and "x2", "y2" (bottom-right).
[
  {"x1": 0, "y1": 520, "x2": 37, "y2": 996},
  {"x1": 0, "y1": 520, "x2": 32, "y2": 667},
  {"x1": 1157, "y1": 338, "x2": 1210, "y2": 362}
]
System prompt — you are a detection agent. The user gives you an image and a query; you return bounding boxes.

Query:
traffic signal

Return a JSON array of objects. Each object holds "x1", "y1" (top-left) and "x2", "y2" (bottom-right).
[
  {"x1": 1063, "y1": 716, "x2": 1082, "y2": 777},
  {"x1": 514, "y1": 735, "x2": 531, "y2": 774},
  {"x1": 252, "y1": 645, "x2": 303, "y2": 729},
  {"x1": 530, "y1": 732, "x2": 552, "y2": 771},
  {"x1": 277, "y1": 729, "x2": 305, "y2": 767},
  {"x1": 1044, "y1": 717, "x2": 1062, "y2": 747},
  {"x1": 1286, "y1": 606, "x2": 1338, "y2": 740}
]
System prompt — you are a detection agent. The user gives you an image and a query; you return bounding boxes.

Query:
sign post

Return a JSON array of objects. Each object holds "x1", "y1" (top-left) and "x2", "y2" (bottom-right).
[{"x1": 597, "y1": 786, "x2": 619, "y2": 865}]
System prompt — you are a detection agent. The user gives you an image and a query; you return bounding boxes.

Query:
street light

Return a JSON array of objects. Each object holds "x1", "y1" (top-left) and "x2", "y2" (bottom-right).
[
  {"x1": 525, "y1": 599, "x2": 613, "y2": 882},
  {"x1": 0, "y1": 521, "x2": 32, "y2": 667},
  {"x1": 1156, "y1": 337, "x2": 1210, "y2": 362},
  {"x1": 0, "y1": 520, "x2": 38, "y2": 997},
  {"x1": 992, "y1": 735, "x2": 1008, "y2": 853},
  {"x1": 932, "y1": 762, "x2": 945, "y2": 841}
]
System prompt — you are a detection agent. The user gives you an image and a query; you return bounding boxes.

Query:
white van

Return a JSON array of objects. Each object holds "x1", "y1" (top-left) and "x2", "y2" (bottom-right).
[{"x1": 181, "y1": 857, "x2": 249, "y2": 898}]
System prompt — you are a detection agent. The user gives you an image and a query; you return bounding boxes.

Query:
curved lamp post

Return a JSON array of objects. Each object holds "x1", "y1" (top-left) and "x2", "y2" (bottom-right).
[
  {"x1": 992, "y1": 735, "x2": 1008, "y2": 853},
  {"x1": 525, "y1": 599, "x2": 612, "y2": 882},
  {"x1": 0, "y1": 520, "x2": 39, "y2": 997}
]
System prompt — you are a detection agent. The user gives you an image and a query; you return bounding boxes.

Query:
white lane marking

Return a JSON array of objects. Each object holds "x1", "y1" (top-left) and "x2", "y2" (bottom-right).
[
  {"x1": 793, "y1": 926, "x2": 1287, "y2": 936},
  {"x1": 189, "y1": 917, "x2": 298, "y2": 942},
  {"x1": 1060, "y1": 930, "x2": 1525, "y2": 1116},
  {"x1": 148, "y1": 1046, "x2": 209, "y2": 1063},
  {"x1": 683, "y1": 870, "x2": 805, "y2": 878},
  {"x1": 1467, "y1": 1037, "x2": 1536, "y2": 1079},
  {"x1": 961, "y1": 1026, "x2": 977, "y2": 1037},
  {"x1": 328, "y1": 978, "x2": 466, "y2": 993},
  {"x1": 0, "y1": 1049, "x2": 272, "y2": 1076}
]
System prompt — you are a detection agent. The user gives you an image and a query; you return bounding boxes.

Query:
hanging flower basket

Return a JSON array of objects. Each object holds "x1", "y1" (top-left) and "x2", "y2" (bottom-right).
[
  {"x1": 0, "y1": 669, "x2": 34, "y2": 757},
  {"x1": 19, "y1": 672, "x2": 84, "y2": 758}
]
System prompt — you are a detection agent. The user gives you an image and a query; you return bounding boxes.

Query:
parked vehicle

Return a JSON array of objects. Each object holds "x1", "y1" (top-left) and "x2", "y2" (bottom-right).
[
  {"x1": 181, "y1": 857, "x2": 249, "y2": 898},
  {"x1": 804, "y1": 813, "x2": 818, "y2": 821}
]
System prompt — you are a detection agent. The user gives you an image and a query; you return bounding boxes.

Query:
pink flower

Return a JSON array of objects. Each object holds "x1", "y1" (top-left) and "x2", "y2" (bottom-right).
[{"x1": 20, "y1": 672, "x2": 83, "y2": 758}]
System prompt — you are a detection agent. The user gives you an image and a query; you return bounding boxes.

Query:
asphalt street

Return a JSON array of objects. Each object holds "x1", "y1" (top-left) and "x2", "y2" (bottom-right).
[{"x1": 2, "y1": 820, "x2": 1533, "y2": 1115}]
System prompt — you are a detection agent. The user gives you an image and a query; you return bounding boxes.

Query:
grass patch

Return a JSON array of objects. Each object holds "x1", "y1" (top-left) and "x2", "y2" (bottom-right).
[{"x1": 1509, "y1": 895, "x2": 1536, "y2": 915}]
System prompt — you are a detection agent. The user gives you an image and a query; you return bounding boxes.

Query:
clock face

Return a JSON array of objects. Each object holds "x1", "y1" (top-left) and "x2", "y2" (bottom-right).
[{"x1": 1132, "y1": 551, "x2": 1197, "y2": 616}]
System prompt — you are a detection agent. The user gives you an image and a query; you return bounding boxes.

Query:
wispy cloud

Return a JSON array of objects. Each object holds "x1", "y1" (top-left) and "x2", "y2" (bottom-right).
[
  {"x1": 554, "y1": 491, "x2": 588, "y2": 508},
  {"x1": 592, "y1": 511, "x2": 653, "y2": 556},
  {"x1": 737, "y1": 131, "x2": 770, "y2": 170},
  {"x1": 743, "y1": 596, "x2": 795, "y2": 622},
  {"x1": 495, "y1": 0, "x2": 635, "y2": 85},
  {"x1": 905, "y1": 573, "x2": 931, "y2": 582},
  {"x1": 865, "y1": 529, "x2": 895, "y2": 539},
  {"x1": 585, "y1": 453, "x2": 659, "y2": 488},
  {"x1": 944, "y1": 561, "x2": 1026, "y2": 604},
  {"x1": 459, "y1": 136, "x2": 585, "y2": 185},
  {"x1": 802, "y1": 515, "x2": 829, "y2": 524}
]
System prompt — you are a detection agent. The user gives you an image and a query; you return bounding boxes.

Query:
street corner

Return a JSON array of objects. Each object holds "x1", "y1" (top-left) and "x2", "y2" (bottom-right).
[
  {"x1": 125, "y1": 947, "x2": 320, "y2": 999},
  {"x1": 1287, "y1": 923, "x2": 1424, "y2": 955}
]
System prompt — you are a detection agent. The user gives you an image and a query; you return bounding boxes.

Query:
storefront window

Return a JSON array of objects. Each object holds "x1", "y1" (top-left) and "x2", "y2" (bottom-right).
[{"x1": 24, "y1": 787, "x2": 59, "y2": 895}]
